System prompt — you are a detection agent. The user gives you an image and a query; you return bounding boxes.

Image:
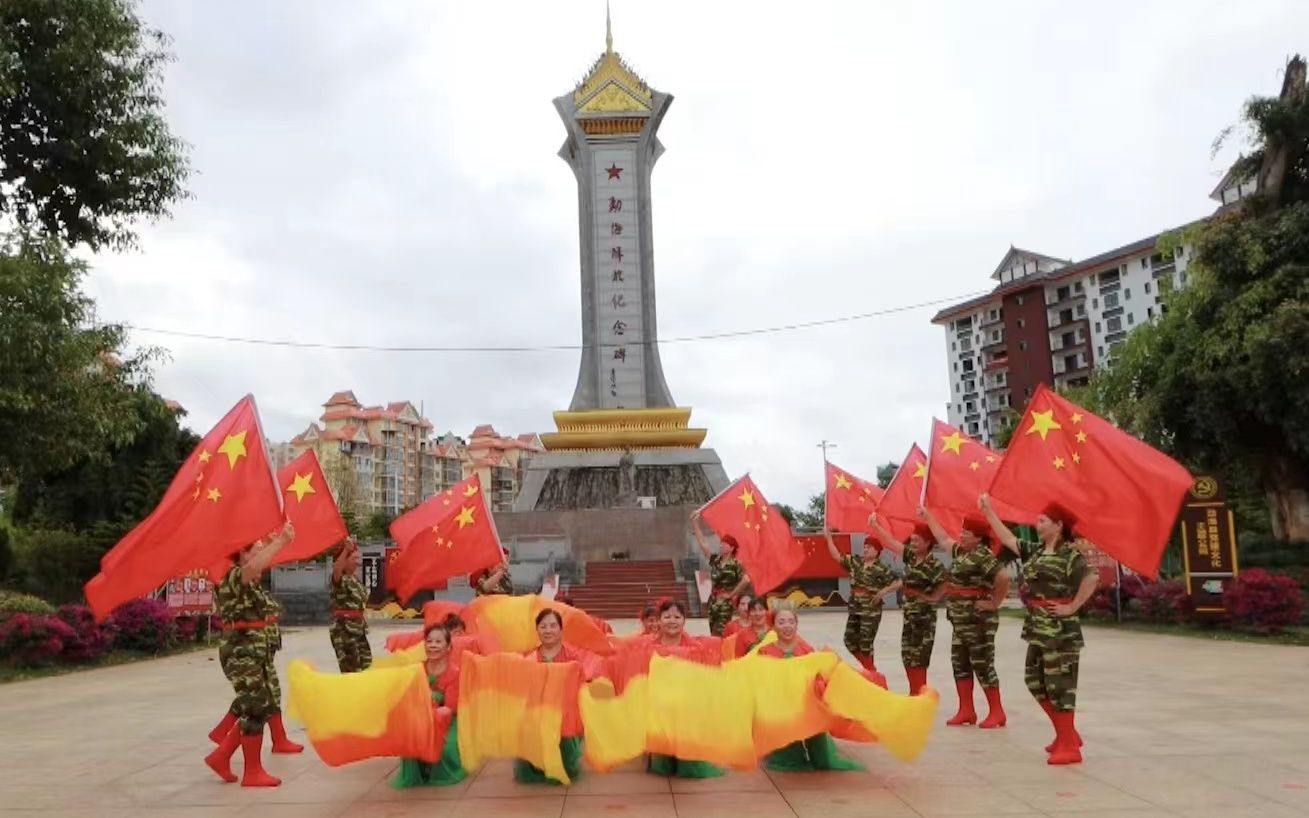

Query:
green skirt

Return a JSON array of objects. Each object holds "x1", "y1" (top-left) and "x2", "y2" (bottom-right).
[
  {"x1": 765, "y1": 733, "x2": 865, "y2": 772},
  {"x1": 392, "y1": 716, "x2": 467, "y2": 788},
  {"x1": 512, "y1": 736, "x2": 585, "y2": 785},
  {"x1": 647, "y1": 753, "x2": 725, "y2": 778}
]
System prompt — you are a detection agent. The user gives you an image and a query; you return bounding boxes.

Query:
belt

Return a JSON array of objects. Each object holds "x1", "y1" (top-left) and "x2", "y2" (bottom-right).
[
  {"x1": 850, "y1": 587, "x2": 873, "y2": 597},
  {"x1": 903, "y1": 588, "x2": 933, "y2": 599},
  {"x1": 222, "y1": 619, "x2": 269, "y2": 631},
  {"x1": 945, "y1": 585, "x2": 989, "y2": 599},
  {"x1": 712, "y1": 589, "x2": 732, "y2": 598},
  {"x1": 333, "y1": 609, "x2": 365, "y2": 619},
  {"x1": 1025, "y1": 596, "x2": 1074, "y2": 610}
]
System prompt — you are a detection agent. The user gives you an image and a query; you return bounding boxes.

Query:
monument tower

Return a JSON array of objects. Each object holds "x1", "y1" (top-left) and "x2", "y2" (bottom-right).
[{"x1": 512, "y1": 9, "x2": 728, "y2": 516}]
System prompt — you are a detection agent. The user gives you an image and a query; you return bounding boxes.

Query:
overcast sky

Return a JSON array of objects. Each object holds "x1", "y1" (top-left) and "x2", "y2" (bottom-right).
[{"x1": 86, "y1": 0, "x2": 1305, "y2": 506}]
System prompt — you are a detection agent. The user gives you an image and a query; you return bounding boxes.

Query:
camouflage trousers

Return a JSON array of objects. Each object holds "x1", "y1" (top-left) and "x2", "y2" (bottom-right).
[
  {"x1": 1024, "y1": 641, "x2": 1081, "y2": 712},
  {"x1": 219, "y1": 636, "x2": 276, "y2": 734},
  {"x1": 707, "y1": 596, "x2": 734, "y2": 637},
  {"x1": 843, "y1": 599, "x2": 883, "y2": 658},
  {"x1": 900, "y1": 602, "x2": 938, "y2": 668},
  {"x1": 330, "y1": 620, "x2": 373, "y2": 673},
  {"x1": 947, "y1": 607, "x2": 999, "y2": 687}
]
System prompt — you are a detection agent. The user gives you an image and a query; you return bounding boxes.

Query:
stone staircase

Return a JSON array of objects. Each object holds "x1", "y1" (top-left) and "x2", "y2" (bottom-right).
[{"x1": 564, "y1": 559, "x2": 692, "y2": 620}]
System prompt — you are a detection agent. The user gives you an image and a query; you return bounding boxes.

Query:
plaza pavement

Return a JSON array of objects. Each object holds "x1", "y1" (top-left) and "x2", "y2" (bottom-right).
[{"x1": 1, "y1": 610, "x2": 1307, "y2": 818}]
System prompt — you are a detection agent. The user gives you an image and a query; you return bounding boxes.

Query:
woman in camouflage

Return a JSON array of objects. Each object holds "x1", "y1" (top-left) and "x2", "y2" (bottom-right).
[
  {"x1": 473, "y1": 549, "x2": 514, "y2": 596},
  {"x1": 921, "y1": 507, "x2": 1010, "y2": 730},
  {"x1": 691, "y1": 514, "x2": 751, "y2": 636},
  {"x1": 821, "y1": 527, "x2": 899, "y2": 674},
  {"x1": 867, "y1": 516, "x2": 946, "y2": 695},
  {"x1": 204, "y1": 520, "x2": 297, "y2": 787},
  {"x1": 980, "y1": 494, "x2": 1098, "y2": 765},
  {"x1": 329, "y1": 538, "x2": 372, "y2": 672}
]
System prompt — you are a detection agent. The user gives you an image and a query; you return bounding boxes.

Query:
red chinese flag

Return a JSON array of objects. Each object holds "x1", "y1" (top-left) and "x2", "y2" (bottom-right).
[
  {"x1": 697, "y1": 476, "x2": 801, "y2": 595},
  {"x1": 270, "y1": 449, "x2": 349, "y2": 566},
  {"x1": 388, "y1": 476, "x2": 502, "y2": 603},
  {"x1": 824, "y1": 461, "x2": 885, "y2": 533},
  {"x1": 988, "y1": 384, "x2": 1192, "y2": 579},
  {"x1": 84, "y1": 395, "x2": 284, "y2": 620},
  {"x1": 922, "y1": 418, "x2": 1035, "y2": 537},
  {"x1": 874, "y1": 444, "x2": 928, "y2": 540}
]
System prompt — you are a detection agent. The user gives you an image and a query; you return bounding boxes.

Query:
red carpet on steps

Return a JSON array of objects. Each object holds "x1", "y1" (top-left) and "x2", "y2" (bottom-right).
[{"x1": 564, "y1": 559, "x2": 693, "y2": 619}]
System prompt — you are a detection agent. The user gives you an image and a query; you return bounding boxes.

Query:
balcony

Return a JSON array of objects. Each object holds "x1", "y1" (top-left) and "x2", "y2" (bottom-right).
[
  {"x1": 1044, "y1": 290, "x2": 1085, "y2": 311},
  {"x1": 985, "y1": 379, "x2": 1009, "y2": 394},
  {"x1": 980, "y1": 334, "x2": 1006, "y2": 352},
  {"x1": 1048, "y1": 311, "x2": 1088, "y2": 330},
  {"x1": 1098, "y1": 281, "x2": 1121, "y2": 295},
  {"x1": 1049, "y1": 333, "x2": 1088, "y2": 353},
  {"x1": 979, "y1": 311, "x2": 1004, "y2": 328},
  {"x1": 984, "y1": 355, "x2": 1010, "y2": 372},
  {"x1": 1105, "y1": 330, "x2": 1128, "y2": 344}
]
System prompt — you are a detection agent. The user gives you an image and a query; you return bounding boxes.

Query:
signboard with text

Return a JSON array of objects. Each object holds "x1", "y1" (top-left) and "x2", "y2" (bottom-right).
[
  {"x1": 165, "y1": 571, "x2": 214, "y2": 616},
  {"x1": 1178, "y1": 476, "x2": 1239, "y2": 613}
]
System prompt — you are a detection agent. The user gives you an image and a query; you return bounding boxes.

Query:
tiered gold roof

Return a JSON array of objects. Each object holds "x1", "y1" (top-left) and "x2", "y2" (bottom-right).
[
  {"x1": 540, "y1": 408, "x2": 707, "y2": 451},
  {"x1": 572, "y1": 8, "x2": 653, "y2": 117}
]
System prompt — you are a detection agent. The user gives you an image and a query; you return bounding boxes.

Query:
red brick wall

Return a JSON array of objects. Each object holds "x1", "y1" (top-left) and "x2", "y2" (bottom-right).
[{"x1": 1001, "y1": 285, "x2": 1053, "y2": 405}]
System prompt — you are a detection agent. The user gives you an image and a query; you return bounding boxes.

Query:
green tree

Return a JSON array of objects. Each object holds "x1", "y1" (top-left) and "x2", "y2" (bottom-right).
[
  {"x1": 793, "y1": 493, "x2": 825, "y2": 530},
  {"x1": 1086, "y1": 56, "x2": 1309, "y2": 541},
  {"x1": 0, "y1": 0, "x2": 190, "y2": 249},
  {"x1": 990, "y1": 408, "x2": 1022, "y2": 450},
  {"x1": 875, "y1": 461, "x2": 898, "y2": 489},
  {"x1": 774, "y1": 504, "x2": 798, "y2": 526},
  {"x1": 0, "y1": 236, "x2": 160, "y2": 483}
]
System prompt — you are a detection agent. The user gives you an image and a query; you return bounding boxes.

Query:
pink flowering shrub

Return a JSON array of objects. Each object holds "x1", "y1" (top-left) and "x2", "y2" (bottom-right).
[
  {"x1": 1224, "y1": 568, "x2": 1305, "y2": 633},
  {"x1": 55, "y1": 604, "x2": 115, "y2": 662},
  {"x1": 108, "y1": 598, "x2": 176, "y2": 653},
  {"x1": 0, "y1": 613, "x2": 77, "y2": 667}
]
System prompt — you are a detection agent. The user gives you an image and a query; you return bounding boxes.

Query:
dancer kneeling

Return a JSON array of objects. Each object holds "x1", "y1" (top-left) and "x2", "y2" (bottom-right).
[
  {"x1": 392, "y1": 623, "x2": 467, "y2": 788},
  {"x1": 646, "y1": 598, "x2": 726, "y2": 779},
  {"x1": 758, "y1": 604, "x2": 865, "y2": 773},
  {"x1": 514, "y1": 608, "x2": 586, "y2": 785}
]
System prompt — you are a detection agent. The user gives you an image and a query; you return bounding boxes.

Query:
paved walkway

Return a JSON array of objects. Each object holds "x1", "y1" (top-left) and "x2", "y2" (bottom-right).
[{"x1": 1, "y1": 611, "x2": 1307, "y2": 817}]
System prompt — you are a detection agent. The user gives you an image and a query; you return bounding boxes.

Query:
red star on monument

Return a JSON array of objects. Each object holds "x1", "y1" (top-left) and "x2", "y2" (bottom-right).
[{"x1": 606, "y1": 164, "x2": 623, "y2": 180}]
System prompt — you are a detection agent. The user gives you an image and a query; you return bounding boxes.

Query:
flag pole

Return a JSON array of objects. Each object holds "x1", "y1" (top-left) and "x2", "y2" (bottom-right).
[
  {"x1": 919, "y1": 419, "x2": 937, "y2": 507},
  {"x1": 247, "y1": 393, "x2": 285, "y2": 514}
]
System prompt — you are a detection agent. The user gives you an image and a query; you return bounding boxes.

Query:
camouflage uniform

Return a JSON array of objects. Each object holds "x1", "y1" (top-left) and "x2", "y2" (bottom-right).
[
  {"x1": 216, "y1": 566, "x2": 276, "y2": 734},
  {"x1": 1019, "y1": 538, "x2": 1095, "y2": 712},
  {"x1": 900, "y1": 549, "x2": 946, "y2": 669},
  {"x1": 945, "y1": 544, "x2": 1001, "y2": 686},
  {"x1": 252, "y1": 584, "x2": 284, "y2": 706},
  {"x1": 330, "y1": 573, "x2": 372, "y2": 673},
  {"x1": 707, "y1": 552, "x2": 745, "y2": 636},
  {"x1": 474, "y1": 565, "x2": 514, "y2": 597},
  {"x1": 840, "y1": 552, "x2": 895, "y2": 659}
]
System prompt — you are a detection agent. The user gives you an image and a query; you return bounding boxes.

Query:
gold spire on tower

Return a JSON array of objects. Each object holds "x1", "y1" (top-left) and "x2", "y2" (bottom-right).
[{"x1": 573, "y1": 2, "x2": 652, "y2": 115}]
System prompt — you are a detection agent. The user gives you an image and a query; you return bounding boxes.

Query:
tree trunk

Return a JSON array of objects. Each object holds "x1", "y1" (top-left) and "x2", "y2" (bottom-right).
[{"x1": 1263, "y1": 452, "x2": 1309, "y2": 541}]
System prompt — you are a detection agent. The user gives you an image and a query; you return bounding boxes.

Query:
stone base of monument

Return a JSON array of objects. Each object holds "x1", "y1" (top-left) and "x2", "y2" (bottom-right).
[{"x1": 496, "y1": 449, "x2": 730, "y2": 563}]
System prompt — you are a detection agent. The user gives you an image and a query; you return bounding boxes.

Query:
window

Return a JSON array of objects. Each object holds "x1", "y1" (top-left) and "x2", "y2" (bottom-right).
[
  {"x1": 965, "y1": 401, "x2": 976, "y2": 413},
  {"x1": 965, "y1": 379, "x2": 976, "y2": 392},
  {"x1": 962, "y1": 359, "x2": 974, "y2": 373},
  {"x1": 1074, "y1": 281, "x2": 1084, "y2": 293},
  {"x1": 1180, "y1": 271, "x2": 1187, "y2": 284},
  {"x1": 1019, "y1": 341, "x2": 1028, "y2": 351},
  {"x1": 1098, "y1": 345, "x2": 1104, "y2": 358},
  {"x1": 1092, "y1": 298, "x2": 1098, "y2": 309},
  {"x1": 1125, "y1": 287, "x2": 1132, "y2": 300},
  {"x1": 1089, "y1": 274, "x2": 1097, "y2": 285},
  {"x1": 1076, "y1": 303, "x2": 1086, "y2": 317},
  {"x1": 1127, "y1": 313, "x2": 1135, "y2": 326},
  {"x1": 1016, "y1": 295, "x2": 1025, "y2": 305},
  {"x1": 1107, "y1": 316, "x2": 1123, "y2": 333},
  {"x1": 953, "y1": 362, "x2": 958, "y2": 372},
  {"x1": 1144, "y1": 281, "x2": 1152, "y2": 294},
  {"x1": 951, "y1": 341, "x2": 956, "y2": 351},
  {"x1": 1025, "y1": 385, "x2": 1034, "y2": 399},
  {"x1": 1104, "y1": 292, "x2": 1119, "y2": 309},
  {"x1": 1147, "y1": 307, "x2": 1155, "y2": 319},
  {"x1": 1017, "y1": 317, "x2": 1025, "y2": 328},
  {"x1": 1141, "y1": 258, "x2": 1148, "y2": 269}
]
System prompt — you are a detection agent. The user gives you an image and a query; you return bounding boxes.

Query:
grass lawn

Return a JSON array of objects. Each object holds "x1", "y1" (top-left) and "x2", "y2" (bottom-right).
[
  {"x1": 0, "y1": 640, "x2": 213, "y2": 684},
  {"x1": 998, "y1": 607, "x2": 1309, "y2": 646}
]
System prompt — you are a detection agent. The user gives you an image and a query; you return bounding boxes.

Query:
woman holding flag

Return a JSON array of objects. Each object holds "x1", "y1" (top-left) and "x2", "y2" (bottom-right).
[
  {"x1": 979, "y1": 494, "x2": 1098, "y2": 765},
  {"x1": 868, "y1": 516, "x2": 946, "y2": 695},
  {"x1": 920, "y1": 507, "x2": 1009, "y2": 729},
  {"x1": 474, "y1": 549, "x2": 514, "y2": 596},
  {"x1": 392, "y1": 622, "x2": 467, "y2": 788},
  {"x1": 692, "y1": 515, "x2": 751, "y2": 636},
  {"x1": 204, "y1": 520, "x2": 297, "y2": 787},
  {"x1": 329, "y1": 537, "x2": 372, "y2": 672},
  {"x1": 820, "y1": 527, "x2": 899, "y2": 674}
]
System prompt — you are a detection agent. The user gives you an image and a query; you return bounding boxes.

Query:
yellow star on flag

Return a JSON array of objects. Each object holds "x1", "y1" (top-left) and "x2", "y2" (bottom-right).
[
  {"x1": 1071, "y1": 412, "x2": 1084, "y2": 424},
  {"x1": 1072, "y1": 452, "x2": 1081, "y2": 464},
  {"x1": 1052, "y1": 456, "x2": 1066, "y2": 470},
  {"x1": 913, "y1": 462, "x2": 927, "y2": 479},
  {"x1": 463, "y1": 483, "x2": 479, "y2": 497},
  {"x1": 834, "y1": 473, "x2": 852, "y2": 490},
  {"x1": 1076, "y1": 430, "x2": 1088, "y2": 444},
  {"x1": 207, "y1": 488, "x2": 223, "y2": 502},
  {"x1": 286, "y1": 472, "x2": 315, "y2": 502},
  {"x1": 437, "y1": 537, "x2": 449, "y2": 549},
  {"x1": 969, "y1": 461, "x2": 980, "y2": 471},
  {"x1": 1026, "y1": 410, "x2": 1063, "y2": 441},
  {"x1": 456, "y1": 506, "x2": 476, "y2": 529},
  {"x1": 738, "y1": 489, "x2": 756, "y2": 510},
  {"x1": 217, "y1": 431, "x2": 248, "y2": 469},
  {"x1": 198, "y1": 450, "x2": 212, "y2": 464},
  {"x1": 940, "y1": 431, "x2": 966, "y2": 455},
  {"x1": 985, "y1": 455, "x2": 997, "y2": 464}
]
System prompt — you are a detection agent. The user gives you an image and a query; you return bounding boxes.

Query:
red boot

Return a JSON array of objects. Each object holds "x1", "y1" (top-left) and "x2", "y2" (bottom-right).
[
  {"x1": 1039, "y1": 699, "x2": 1082, "y2": 752},
  {"x1": 203, "y1": 723, "x2": 240, "y2": 783},
  {"x1": 208, "y1": 710, "x2": 238, "y2": 745},
  {"x1": 979, "y1": 686, "x2": 1007, "y2": 728},
  {"x1": 267, "y1": 712, "x2": 303, "y2": 754},
  {"x1": 855, "y1": 653, "x2": 873, "y2": 672},
  {"x1": 240, "y1": 730, "x2": 282, "y2": 787},
  {"x1": 905, "y1": 666, "x2": 925, "y2": 695},
  {"x1": 1046, "y1": 712, "x2": 1083, "y2": 765},
  {"x1": 946, "y1": 679, "x2": 977, "y2": 726}
]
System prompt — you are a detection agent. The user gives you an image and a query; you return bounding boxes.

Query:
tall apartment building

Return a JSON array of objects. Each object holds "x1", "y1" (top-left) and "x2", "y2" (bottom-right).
[
  {"x1": 465, "y1": 425, "x2": 543, "y2": 512},
  {"x1": 932, "y1": 234, "x2": 1198, "y2": 446},
  {"x1": 930, "y1": 167, "x2": 1260, "y2": 447},
  {"x1": 289, "y1": 391, "x2": 438, "y2": 517}
]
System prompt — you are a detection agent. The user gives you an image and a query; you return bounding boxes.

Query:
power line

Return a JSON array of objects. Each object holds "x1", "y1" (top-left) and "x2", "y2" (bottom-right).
[{"x1": 121, "y1": 290, "x2": 989, "y2": 354}]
